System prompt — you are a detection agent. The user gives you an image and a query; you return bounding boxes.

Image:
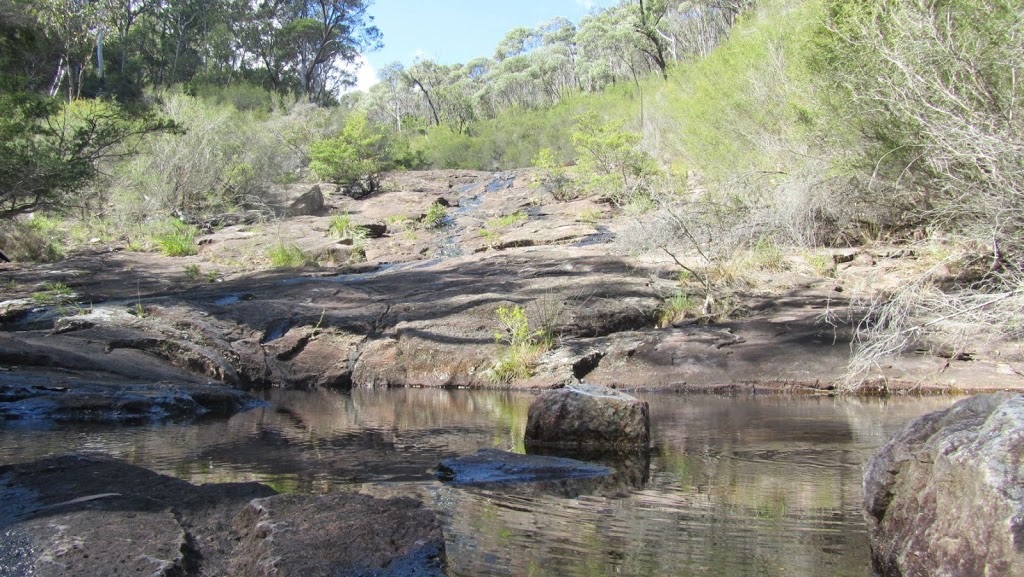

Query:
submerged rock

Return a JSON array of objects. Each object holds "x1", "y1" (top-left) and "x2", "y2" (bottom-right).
[
  {"x1": 525, "y1": 383, "x2": 650, "y2": 448},
  {"x1": 0, "y1": 455, "x2": 445, "y2": 577},
  {"x1": 863, "y1": 393, "x2": 1024, "y2": 577},
  {"x1": 436, "y1": 447, "x2": 611, "y2": 485}
]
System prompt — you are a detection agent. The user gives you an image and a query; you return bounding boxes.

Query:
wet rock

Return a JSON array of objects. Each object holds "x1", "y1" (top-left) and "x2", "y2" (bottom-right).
[
  {"x1": 863, "y1": 393, "x2": 1024, "y2": 577},
  {"x1": 0, "y1": 455, "x2": 445, "y2": 577},
  {"x1": 0, "y1": 379, "x2": 254, "y2": 424},
  {"x1": 232, "y1": 493, "x2": 445, "y2": 577},
  {"x1": 525, "y1": 383, "x2": 650, "y2": 448},
  {"x1": 436, "y1": 448, "x2": 611, "y2": 485}
]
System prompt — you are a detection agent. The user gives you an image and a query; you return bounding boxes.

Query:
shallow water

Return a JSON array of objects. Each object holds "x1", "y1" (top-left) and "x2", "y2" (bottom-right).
[{"x1": 0, "y1": 389, "x2": 956, "y2": 577}]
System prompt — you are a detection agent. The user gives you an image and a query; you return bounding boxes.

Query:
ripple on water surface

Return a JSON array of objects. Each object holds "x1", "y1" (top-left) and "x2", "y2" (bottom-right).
[{"x1": 0, "y1": 389, "x2": 957, "y2": 577}]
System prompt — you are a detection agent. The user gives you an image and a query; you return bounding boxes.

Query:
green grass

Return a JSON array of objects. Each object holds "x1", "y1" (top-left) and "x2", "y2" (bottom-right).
[
  {"x1": 267, "y1": 243, "x2": 312, "y2": 268},
  {"x1": 486, "y1": 211, "x2": 528, "y2": 229},
  {"x1": 154, "y1": 221, "x2": 199, "y2": 257},
  {"x1": 659, "y1": 291, "x2": 697, "y2": 327},
  {"x1": 31, "y1": 281, "x2": 74, "y2": 305},
  {"x1": 328, "y1": 212, "x2": 357, "y2": 238},
  {"x1": 487, "y1": 304, "x2": 552, "y2": 384}
]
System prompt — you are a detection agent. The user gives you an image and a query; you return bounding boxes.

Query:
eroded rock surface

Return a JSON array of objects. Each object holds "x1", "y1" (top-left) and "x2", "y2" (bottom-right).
[
  {"x1": 863, "y1": 393, "x2": 1024, "y2": 577},
  {"x1": 2, "y1": 168, "x2": 1021, "y2": 419},
  {"x1": 525, "y1": 383, "x2": 650, "y2": 448},
  {"x1": 0, "y1": 455, "x2": 445, "y2": 577}
]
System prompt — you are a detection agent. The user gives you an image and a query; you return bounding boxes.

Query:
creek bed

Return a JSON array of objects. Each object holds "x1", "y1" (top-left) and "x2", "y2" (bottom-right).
[{"x1": 0, "y1": 389, "x2": 956, "y2": 577}]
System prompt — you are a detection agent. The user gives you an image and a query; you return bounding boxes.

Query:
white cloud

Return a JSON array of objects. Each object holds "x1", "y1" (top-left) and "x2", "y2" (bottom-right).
[
  {"x1": 575, "y1": 0, "x2": 595, "y2": 8},
  {"x1": 354, "y1": 55, "x2": 379, "y2": 91},
  {"x1": 342, "y1": 54, "x2": 379, "y2": 93}
]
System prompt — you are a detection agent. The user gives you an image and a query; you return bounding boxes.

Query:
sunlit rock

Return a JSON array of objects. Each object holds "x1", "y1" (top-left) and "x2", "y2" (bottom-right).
[
  {"x1": 525, "y1": 383, "x2": 650, "y2": 448},
  {"x1": 863, "y1": 393, "x2": 1024, "y2": 577}
]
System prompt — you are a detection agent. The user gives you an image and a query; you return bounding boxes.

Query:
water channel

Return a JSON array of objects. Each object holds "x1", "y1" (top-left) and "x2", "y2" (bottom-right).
[{"x1": 0, "y1": 389, "x2": 956, "y2": 577}]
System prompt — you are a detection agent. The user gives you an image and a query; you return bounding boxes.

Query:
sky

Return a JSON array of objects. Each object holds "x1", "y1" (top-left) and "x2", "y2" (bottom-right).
[{"x1": 349, "y1": 0, "x2": 617, "y2": 91}]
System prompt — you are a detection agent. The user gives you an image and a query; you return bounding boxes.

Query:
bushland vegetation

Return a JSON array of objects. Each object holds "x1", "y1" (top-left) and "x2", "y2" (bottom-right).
[{"x1": 1, "y1": 0, "x2": 1019, "y2": 388}]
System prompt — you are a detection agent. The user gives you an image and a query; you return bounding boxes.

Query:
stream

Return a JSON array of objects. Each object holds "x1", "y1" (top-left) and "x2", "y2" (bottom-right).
[{"x1": 0, "y1": 389, "x2": 956, "y2": 577}]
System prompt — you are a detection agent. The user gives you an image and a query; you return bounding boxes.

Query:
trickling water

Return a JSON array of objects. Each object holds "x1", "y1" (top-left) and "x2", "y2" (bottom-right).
[{"x1": 0, "y1": 389, "x2": 956, "y2": 577}]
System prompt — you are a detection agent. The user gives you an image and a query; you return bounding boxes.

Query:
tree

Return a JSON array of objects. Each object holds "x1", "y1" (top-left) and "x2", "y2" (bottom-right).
[
  {"x1": 32, "y1": 0, "x2": 103, "y2": 100},
  {"x1": 634, "y1": 0, "x2": 670, "y2": 80},
  {"x1": 0, "y1": 91, "x2": 177, "y2": 218}
]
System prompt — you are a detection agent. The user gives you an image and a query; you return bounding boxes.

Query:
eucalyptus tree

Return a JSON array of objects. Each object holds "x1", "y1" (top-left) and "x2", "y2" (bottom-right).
[
  {"x1": 633, "y1": 0, "x2": 670, "y2": 80},
  {"x1": 32, "y1": 0, "x2": 103, "y2": 99}
]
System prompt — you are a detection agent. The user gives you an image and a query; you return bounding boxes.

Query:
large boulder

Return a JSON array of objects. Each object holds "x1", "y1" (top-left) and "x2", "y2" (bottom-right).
[
  {"x1": 263, "y1": 184, "x2": 326, "y2": 217},
  {"x1": 524, "y1": 383, "x2": 650, "y2": 448},
  {"x1": 863, "y1": 393, "x2": 1024, "y2": 577}
]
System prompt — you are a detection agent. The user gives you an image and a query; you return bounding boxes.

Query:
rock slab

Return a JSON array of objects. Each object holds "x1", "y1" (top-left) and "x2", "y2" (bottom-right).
[
  {"x1": 524, "y1": 383, "x2": 650, "y2": 448},
  {"x1": 863, "y1": 393, "x2": 1024, "y2": 577},
  {"x1": 0, "y1": 455, "x2": 445, "y2": 577}
]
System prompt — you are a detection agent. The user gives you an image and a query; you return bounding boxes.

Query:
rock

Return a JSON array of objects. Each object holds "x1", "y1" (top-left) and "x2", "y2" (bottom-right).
[
  {"x1": 357, "y1": 222, "x2": 388, "y2": 238},
  {"x1": 863, "y1": 393, "x2": 1024, "y2": 577},
  {"x1": 524, "y1": 383, "x2": 650, "y2": 448},
  {"x1": 232, "y1": 493, "x2": 445, "y2": 577},
  {"x1": 436, "y1": 448, "x2": 612, "y2": 485},
  {"x1": 263, "y1": 184, "x2": 326, "y2": 217},
  {"x1": 0, "y1": 455, "x2": 446, "y2": 577}
]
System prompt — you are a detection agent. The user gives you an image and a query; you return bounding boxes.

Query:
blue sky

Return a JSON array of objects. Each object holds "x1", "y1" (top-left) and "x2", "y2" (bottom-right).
[{"x1": 351, "y1": 0, "x2": 616, "y2": 89}]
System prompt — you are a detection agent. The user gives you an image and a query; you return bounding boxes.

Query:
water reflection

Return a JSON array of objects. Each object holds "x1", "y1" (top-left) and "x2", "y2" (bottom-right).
[{"x1": 0, "y1": 389, "x2": 956, "y2": 577}]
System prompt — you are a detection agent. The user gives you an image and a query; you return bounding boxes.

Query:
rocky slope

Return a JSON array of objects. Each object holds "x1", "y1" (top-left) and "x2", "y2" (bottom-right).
[{"x1": 1, "y1": 170, "x2": 1022, "y2": 423}]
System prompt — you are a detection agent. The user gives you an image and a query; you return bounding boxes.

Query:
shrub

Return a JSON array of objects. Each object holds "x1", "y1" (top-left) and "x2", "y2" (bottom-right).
[
  {"x1": 533, "y1": 148, "x2": 573, "y2": 200},
  {"x1": 310, "y1": 112, "x2": 388, "y2": 185},
  {"x1": 487, "y1": 302, "x2": 561, "y2": 383},
  {"x1": 570, "y1": 112, "x2": 660, "y2": 204},
  {"x1": 422, "y1": 202, "x2": 449, "y2": 228},
  {"x1": 0, "y1": 215, "x2": 65, "y2": 263}
]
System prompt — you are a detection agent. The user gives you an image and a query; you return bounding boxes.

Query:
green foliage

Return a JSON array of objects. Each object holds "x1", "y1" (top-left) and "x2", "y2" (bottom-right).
[
  {"x1": 108, "y1": 92, "x2": 335, "y2": 223},
  {"x1": 31, "y1": 281, "x2": 73, "y2": 304},
  {"x1": 817, "y1": 0, "x2": 1024, "y2": 252},
  {"x1": 488, "y1": 304, "x2": 545, "y2": 383},
  {"x1": 184, "y1": 264, "x2": 202, "y2": 281},
  {"x1": 747, "y1": 238, "x2": 786, "y2": 271},
  {"x1": 0, "y1": 215, "x2": 65, "y2": 262},
  {"x1": 803, "y1": 252, "x2": 836, "y2": 278},
  {"x1": 0, "y1": 93, "x2": 177, "y2": 219},
  {"x1": 154, "y1": 220, "x2": 199, "y2": 257},
  {"x1": 267, "y1": 243, "x2": 312, "y2": 268},
  {"x1": 570, "y1": 112, "x2": 660, "y2": 204},
  {"x1": 328, "y1": 213, "x2": 356, "y2": 238},
  {"x1": 487, "y1": 301, "x2": 561, "y2": 383},
  {"x1": 533, "y1": 148, "x2": 573, "y2": 200},
  {"x1": 659, "y1": 291, "x2": 696, "y2": 327},
  {"x1": 310, "y1": 113, "x2": 388, "y2": 184},
  {"x1": 422, "y1": 202, "x2": 448, "y2": 228},
  {"x1": 486, "y1": 212, "x2": 528, "y2": 229}
]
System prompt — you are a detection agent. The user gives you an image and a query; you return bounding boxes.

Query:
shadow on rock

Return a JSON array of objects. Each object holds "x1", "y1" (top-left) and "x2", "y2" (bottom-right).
[{"x1": 0, "y1": 454, "x2": 445, "y2": 577}]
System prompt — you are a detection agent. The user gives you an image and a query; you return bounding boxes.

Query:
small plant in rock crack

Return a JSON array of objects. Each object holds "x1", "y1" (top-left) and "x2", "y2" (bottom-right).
[
  {"x1": 31, "y1": 281, "x2": 74, "y2": 305},
  {"x1": 422, "y1": 202, "x2": 449, "y2": 229},
  {"x1": 487, "y1": 304, "x2": 555, "y2": 384},
  {"x1": 659, "y1": 291, "x2": 697, "y2": 327}
]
